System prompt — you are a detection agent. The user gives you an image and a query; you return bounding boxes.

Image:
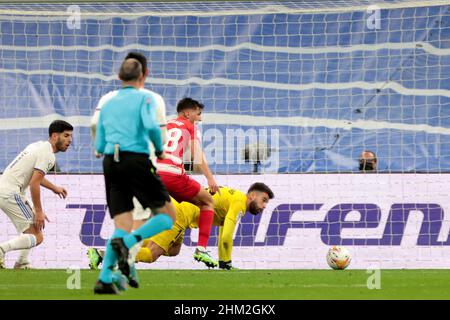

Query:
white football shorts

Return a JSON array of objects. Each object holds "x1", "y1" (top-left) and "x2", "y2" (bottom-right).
[{"x1": 0, "y1": 193, "x2": 34, "y2": 233}]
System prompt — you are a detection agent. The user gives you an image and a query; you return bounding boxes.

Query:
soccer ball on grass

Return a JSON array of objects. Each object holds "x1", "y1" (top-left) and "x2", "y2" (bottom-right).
[{"x1": 326, "y1": 246, "x2": 351, "y2": 270}]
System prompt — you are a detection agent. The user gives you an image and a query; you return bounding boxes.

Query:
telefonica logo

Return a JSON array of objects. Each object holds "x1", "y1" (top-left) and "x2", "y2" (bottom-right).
[{"x1": 67, "y1": 203, "x2": 449, "y2": 247}]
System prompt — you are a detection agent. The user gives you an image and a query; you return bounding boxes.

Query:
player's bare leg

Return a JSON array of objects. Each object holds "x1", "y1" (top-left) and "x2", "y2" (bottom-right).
[
  {"x1": 132, "y1": 219, "x2": 146, "y2": 230},
  {"x1": 135, "y1": 240, "x2": 181, "y2": 264},
  {"x1": 15, "y1": 226, "x2": 41, "y2": 269},
  {"x1": 0, "y1": 225, "x2": 43, "y2": 269},
  {"x1": 94, "y1": 211, "x2": 133, "y2": 294},
  {"x1": 129, "y1": 201, "x2": 176, "y2": 265},
  {"x1": 109, "y1": 201, "x2": 175, "y2": 287},
  {"x1": 167, "y1": 243, "x2": 182, "y2": 257}
]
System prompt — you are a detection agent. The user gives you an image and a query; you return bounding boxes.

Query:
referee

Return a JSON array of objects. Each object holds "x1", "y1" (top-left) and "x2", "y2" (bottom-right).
[{"x1": 94, "y1": 57, "x2": 176, "y2": 294}]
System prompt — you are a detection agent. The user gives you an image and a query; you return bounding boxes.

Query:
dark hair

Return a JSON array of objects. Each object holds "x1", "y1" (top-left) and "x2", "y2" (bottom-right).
[
  {"x1": 360, "y1": 150, "x2": 377, "y2": 160},
  {"x1": 118, "y1": 58, "x2": 142, "y2": 82},
  {"x1": 49, "y1": 120, "x2": 73, "y2": 137},
  {"x1": 176, "y1": 97, "x2": 204, "y2": 113},
  {"x1": 247, "y1": 182, "x2": 274, "y2": 199},
  {"x1": 125, "y1": 51, "x2": 147, "y2": 76}
]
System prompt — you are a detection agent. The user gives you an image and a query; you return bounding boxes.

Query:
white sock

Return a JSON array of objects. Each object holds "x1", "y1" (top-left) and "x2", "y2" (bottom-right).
[
  {"x1": 0, "y1": 234, "x2": 37, "y2": 253},
  {"x1": 129, "y1": 240, "x2": 143, "y2": 263},
  {"x1": 17, "y1": 249, "x2": 31, "y2": 264}
]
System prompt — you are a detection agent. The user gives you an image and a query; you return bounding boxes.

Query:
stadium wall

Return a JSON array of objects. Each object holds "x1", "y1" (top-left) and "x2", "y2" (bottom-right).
[{"x1": 0, "y1": 173, "x2": 449, "y2": 269}]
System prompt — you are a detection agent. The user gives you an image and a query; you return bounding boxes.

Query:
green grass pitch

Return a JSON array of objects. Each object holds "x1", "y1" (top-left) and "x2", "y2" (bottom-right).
[{"x1": 1, "y1": 269, "x2": 450, "y2": 299}]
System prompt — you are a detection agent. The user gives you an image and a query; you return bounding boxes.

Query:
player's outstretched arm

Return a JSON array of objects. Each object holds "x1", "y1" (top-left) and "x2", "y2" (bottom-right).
[
  {"x1": 40, "y1": 178, "x2": 68, "y2": 199},
  {"x1": 218, "y1": 216, "x2": 237, "y2": 268},
  {"x1": 218, "y1": 199, "x2": 246, "y2": 269},
  {"x1": 192, "y1": 139, "x2": 219, "y2": 194},
  {"x1": 218, "y1": 225, "x2": 226, "y2": 260}
]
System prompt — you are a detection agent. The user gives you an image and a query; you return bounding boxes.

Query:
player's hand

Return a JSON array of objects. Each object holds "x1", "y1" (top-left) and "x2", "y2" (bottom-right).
[
  {"x1": 219, "y1": 260, "x2": 236, "y2": 270},
  {"x1": 156, "y1": 150, "x2": 166, "y2": 160},
  {"x1": 53, "y1": 186, "x2": 68, "y2": 199},
  {"x1": 34, "y1": 211, "x2": 50, "y2": 231},
  {"x1": 95, "y1": 151, "x2": 103, "y2": 158},
  {"x1": 207, "y1": 178, "x2": 220, "y2": 195}
]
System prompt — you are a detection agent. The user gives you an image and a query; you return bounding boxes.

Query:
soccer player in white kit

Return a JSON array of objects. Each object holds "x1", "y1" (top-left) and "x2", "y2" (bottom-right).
[{"x1": 0, "y1": 120, "x2": 73, "y2": 269}]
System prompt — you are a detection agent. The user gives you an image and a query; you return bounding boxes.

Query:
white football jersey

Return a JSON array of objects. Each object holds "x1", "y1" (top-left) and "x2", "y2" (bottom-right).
[
  {"x1": 0, "y1": 141, "x2": 55, "y2": 196},
  {"x1": 141, "y1": 89, "x2": 167, "y2": 161},
  {"x1": 140, "y1": 89, "x2": 167, "y2": 128}
]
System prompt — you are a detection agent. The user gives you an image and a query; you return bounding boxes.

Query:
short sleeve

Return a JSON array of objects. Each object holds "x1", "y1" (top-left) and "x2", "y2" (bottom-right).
[
  {"x1": 140, "y1": 94, "x2": 158, "y2": 131},
  {"x1": 34, "y1": 151, "x2": 55, "y2": 175},
  {"x1": 96, "y1": 90, "x2": 116, "y2": 111}
]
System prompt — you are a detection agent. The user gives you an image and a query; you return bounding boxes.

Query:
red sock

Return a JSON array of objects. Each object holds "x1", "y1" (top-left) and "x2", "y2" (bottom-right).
[{"x1": 198, "y1": 209, "x2": 214, "y2": 248}]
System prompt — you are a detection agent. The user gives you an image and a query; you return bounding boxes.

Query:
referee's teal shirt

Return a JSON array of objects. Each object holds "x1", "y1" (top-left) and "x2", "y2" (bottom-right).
[{"x1": 95, "y1": 86, "x2": 163, "y2": 156}]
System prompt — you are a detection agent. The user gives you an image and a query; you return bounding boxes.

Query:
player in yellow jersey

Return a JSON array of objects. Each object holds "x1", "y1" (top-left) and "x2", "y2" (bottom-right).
[
  {"x1": 87, "y1": 182, "x2": 273, "y2": 270},
  {"x1": 135, "y1": 182, "x2": 274, "y2": 269}
]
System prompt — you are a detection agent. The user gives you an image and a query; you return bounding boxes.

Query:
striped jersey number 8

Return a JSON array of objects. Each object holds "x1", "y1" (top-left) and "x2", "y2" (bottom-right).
[{"x1": 164, "y1": 128, "x2": 183, "y2": 153}]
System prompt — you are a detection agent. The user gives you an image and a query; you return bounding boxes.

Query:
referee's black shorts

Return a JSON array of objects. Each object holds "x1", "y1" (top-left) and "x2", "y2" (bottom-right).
[{"x1": 103, "y1": 152, "x2": 171, "y2": 218}]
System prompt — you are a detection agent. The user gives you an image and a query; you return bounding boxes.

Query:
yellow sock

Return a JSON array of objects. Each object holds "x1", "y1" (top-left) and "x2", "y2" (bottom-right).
[{"x1": 136, "y1": 247, "x2": 154, "y2": 263}]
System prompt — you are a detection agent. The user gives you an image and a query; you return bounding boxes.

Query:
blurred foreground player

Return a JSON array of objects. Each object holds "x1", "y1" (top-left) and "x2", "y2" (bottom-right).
[
  {"x1": 93, "y1": 57, "x2": 176, "y2": 294},
  {"x1": 89, "y1": 52, "x2": 169, "y2": 270}
]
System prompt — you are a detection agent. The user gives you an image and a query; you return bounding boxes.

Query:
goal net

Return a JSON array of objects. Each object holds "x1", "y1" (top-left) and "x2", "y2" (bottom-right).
[{"x1": 0, "y1": 0, "x2": 449, "y2": 269}]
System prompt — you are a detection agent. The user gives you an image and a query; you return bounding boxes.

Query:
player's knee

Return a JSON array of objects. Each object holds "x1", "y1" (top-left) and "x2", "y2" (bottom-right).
[
  {"x1": 168, "y1": 245, "x2": 181, "y2": 257},
  {"x1": 205, "y1": 198, "x2": 214, "y2": 209},
  {"x1": 201, "y1": 194, "x2": 214, "y2": 208},
  {"x1": 196, "y1": 189, "x2": 213, "y2": 208},
  {"x1": 24, "y1": 226, "x2": 43, "y2": 246},
  {"x1": 35, "y1": 233, "x2": 44, "y2": 246}
]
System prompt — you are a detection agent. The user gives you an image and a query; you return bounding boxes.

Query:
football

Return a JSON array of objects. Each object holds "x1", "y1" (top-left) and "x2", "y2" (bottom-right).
[{"x1": 326, "y1": 246, "x2": 351, "y2": 270}]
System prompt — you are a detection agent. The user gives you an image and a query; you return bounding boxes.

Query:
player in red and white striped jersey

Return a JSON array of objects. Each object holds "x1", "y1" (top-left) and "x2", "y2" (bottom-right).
[{"x1": 156, "y1": 98, "x2": 219, "y2": 268}]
